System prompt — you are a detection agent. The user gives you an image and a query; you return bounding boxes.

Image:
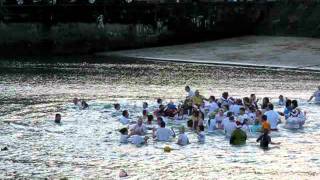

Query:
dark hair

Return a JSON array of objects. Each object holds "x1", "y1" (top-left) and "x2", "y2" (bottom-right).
[
  {"x1": 222, "y1": 92, "x2": 229, "y2": 98},
  {"x1": 292, "y1": 100, "x2": 298, "y2": 109},
  {"x1": 199, "y1": 125, "x2": 204, "y2": 131},
  {"x1": 114, "y1": 103, "x2": 120, "y2": 109},
  {"x1": 249, "y1": 106, "x2": 256, "y2": 112},
  {"x1": 147, "y1": 115, "x2": 153, "y2": 122},
  {"x1": 239, "y1": 107, "x2": 245, "y2": 112},
  {"x1": 160, "y1": 120, "x2": 166, "y2": 127},
  {"x1": 143, "y1": 102, "x2": 148, "y2": 107},
  {"x1": 262, "y1": 97, "x2": 270, "y2": 109},
  {"x1": 285, "y1": 99, "x2": 292, "y2": 108},
  {"x1": 122, "y1": 110, "x2": 128, "y2": 116},
  {"x1": 209, "y1": 96, "x2": 216, "y2": 101},
  {"x1": 267, "y1": 103, "x2": 274, "y2": 110},
  {"x1": 262, "y1": 115, "x2": 267, "y2": 121},
  {"x1": 185, "y1": 86, "x2": 190, "y2": 90},
  {"x1": 226, "y1": 111, "x2": 233, "y2": 117},
  {"x1": 143, "y1": 110, "x2": 147, "y2": 115},
  {"x1": 229, "y1": 116, "x2": 235, "y2": 121},
  {"x1": 157, "y1": 98, "x2": 162, "y2": 104},
  {"x1": 119, "y1": 128, "x2": 128, "y2": 134}
]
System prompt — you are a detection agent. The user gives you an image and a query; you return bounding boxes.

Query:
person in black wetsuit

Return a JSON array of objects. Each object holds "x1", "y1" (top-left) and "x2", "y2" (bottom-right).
[
  {"x1": 55, "y1": 113, "x2": 61, "y2": 124},
  {"x1": 256, "y1": 129, "x2": 280, "y2": 149}
]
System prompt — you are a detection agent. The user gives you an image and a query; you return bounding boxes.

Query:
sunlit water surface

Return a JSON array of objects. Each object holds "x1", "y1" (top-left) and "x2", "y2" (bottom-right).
[{"x1": 1, "y1": 58, "x2": 320, "y2": 179}]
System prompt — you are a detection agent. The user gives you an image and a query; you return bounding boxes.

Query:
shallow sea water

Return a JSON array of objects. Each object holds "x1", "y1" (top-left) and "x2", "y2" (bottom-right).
[{"x1": 0, "y1": 57, "x2": 320, "y2": 179}]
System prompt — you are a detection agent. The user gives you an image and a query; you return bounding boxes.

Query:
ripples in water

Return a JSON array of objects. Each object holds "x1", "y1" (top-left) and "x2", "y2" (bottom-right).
[{"x1": 1, "y1": 57, "x2": 320, "y2": 179}]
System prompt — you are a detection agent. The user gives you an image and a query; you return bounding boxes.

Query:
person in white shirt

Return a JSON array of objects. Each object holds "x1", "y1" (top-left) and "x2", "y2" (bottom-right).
[
  {"x1": 153, "y1": 121, "x2": 175, "y2": 141},
  {"x1": 247, "y1": 106, "x2": 256, "y2": 124},
  {"x1": 222, "y1": 111, "x2": 233, "y2": 129},
  {"x1": 143, "y1": 102, "x2": 149, "y2": 113},
  {"x1": 112, "y1": 103, "x2": 122, "y2": 117},
  {"x1": 72, "y1": 97, "x2": 81, "y2": 107},
  {"x1": 308, "y1": 86, "x2": 320, "y2": 103},
  {"x1": 208, "y1": 96, "x2": 219, "y2": 115},
  {"x1": 197, "y1": 125, "x2": 205, "y2": 143},
  {"x1": 119, "y1": 110, "x2": 130, "y2": 125},
  {"x1": 264, "y1": 103, "x2": 281, "y2": 130},
  {"x1": 224, "y1": 116, "x2": 237, "y2": 137},
  {"x1": 177, "y1": 126, "x2": 189, "y2": 146},
  {"x1": 119, "y1": 128, "x2": 129, "y2": 143},
  {"x1": 130, "y1": 117, "x2": 147, "y2": 136},
  {"x1": 238, "y1": 107, "x2": 250, "y2": 124},
  {"x1": 208, "y1": 109, "x2": 224, "y2": 131},
  {"x1": 129, "y1": 135, "x2": 149, "y2": 146},
  {"x1": 278, "y1": 95, "x2": 286, "y2": 106},
  {"x1": 218, "y1": 92, "x2": 233, "y2": 107},
  {"x1": 230, "y1": 99, "x2": 242, "y2": 116},
  {"x1": 185, "y1": 86, "x2": 195, "y2": 98},
  {"x1": 241, "y1": 119, "x2": 252, "y2": 137}
]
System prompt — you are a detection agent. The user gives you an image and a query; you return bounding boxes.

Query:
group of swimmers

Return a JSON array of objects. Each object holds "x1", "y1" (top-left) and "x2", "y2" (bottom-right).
[{"x1": 54, "y1": 86, "x2": 320, "y2": 150}]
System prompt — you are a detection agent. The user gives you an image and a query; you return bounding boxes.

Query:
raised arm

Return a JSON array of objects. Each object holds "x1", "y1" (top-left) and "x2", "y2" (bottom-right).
[{"x1": 308, "y1": 95, "x2": 314, "y2": 102}]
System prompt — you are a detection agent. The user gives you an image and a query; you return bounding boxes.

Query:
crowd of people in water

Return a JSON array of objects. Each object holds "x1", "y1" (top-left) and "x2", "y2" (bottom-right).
[{"x1": 53, "y1": 86, "x2": 320, "y2": 150}]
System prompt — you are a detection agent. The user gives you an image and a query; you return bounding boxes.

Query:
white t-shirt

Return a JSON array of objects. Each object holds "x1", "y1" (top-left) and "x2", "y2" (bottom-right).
[
  {"x1": 278, "y1": 99, "x2": 285, "y2": 106},
  {"x1": 219, "y1": 97, "x2": 233, "y2": 106},
  {"x1": 120, "y1": 135, "x2": 128, "y2": 143},
  {"x1": 198, "y1": 132, "x2": 205, "y2": 143},
  {"x1": 222, "y1": 117, "x2": 229, "y2": 128},
  {"x1": 156, "y1": 128, "x2": 174, "y2": 141},
  {"x1": 208, "y1": 115, "x2": 223, "y2": 131},
  {"x1": 238, "y1": 114, "x2": 250, "y2": 124},
  {"x1": 230, "y1": 104, "x2": 241, "y2": 115},
  {"x1": 208, "y1": 119, "x2": 216, "y2": 131},
  {"x1": 130, "y1": 135, "x2": 144, "y2": 145},
  {"x1": 224, "y1": 121, "x2": 237, "y2": 137},
  {"x1": 208, "y1": 102, "x2": 219, "y2": 114},
  {"x1": 131, "y1": 124, "x2": 147, "y2": 135},
  {"x1": 119, "y1": 116, "x2": 130, "y2": 125},
  {"x1": 264, "y1": 110, "x2": 280, "y2": 129},
  {"x1": 314, "y1": 90, "x2": 320, "y2": 102},
  {"x1": 178, "y1": 133, "x2": 189, "y2": 146},
  {"x1": 247, "y1": 112, "x2": 256, "y2": 123}
]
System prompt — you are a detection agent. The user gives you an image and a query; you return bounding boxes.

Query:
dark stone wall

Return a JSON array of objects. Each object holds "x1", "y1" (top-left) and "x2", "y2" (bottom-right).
[{"x1": 0, "y1": 2, "x2": 269, "y2": 55}]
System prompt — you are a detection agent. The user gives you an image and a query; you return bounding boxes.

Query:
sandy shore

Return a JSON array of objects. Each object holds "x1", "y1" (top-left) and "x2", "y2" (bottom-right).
[{"x1": 98, "y1": 36, "x2": 320, "y2": 71}]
